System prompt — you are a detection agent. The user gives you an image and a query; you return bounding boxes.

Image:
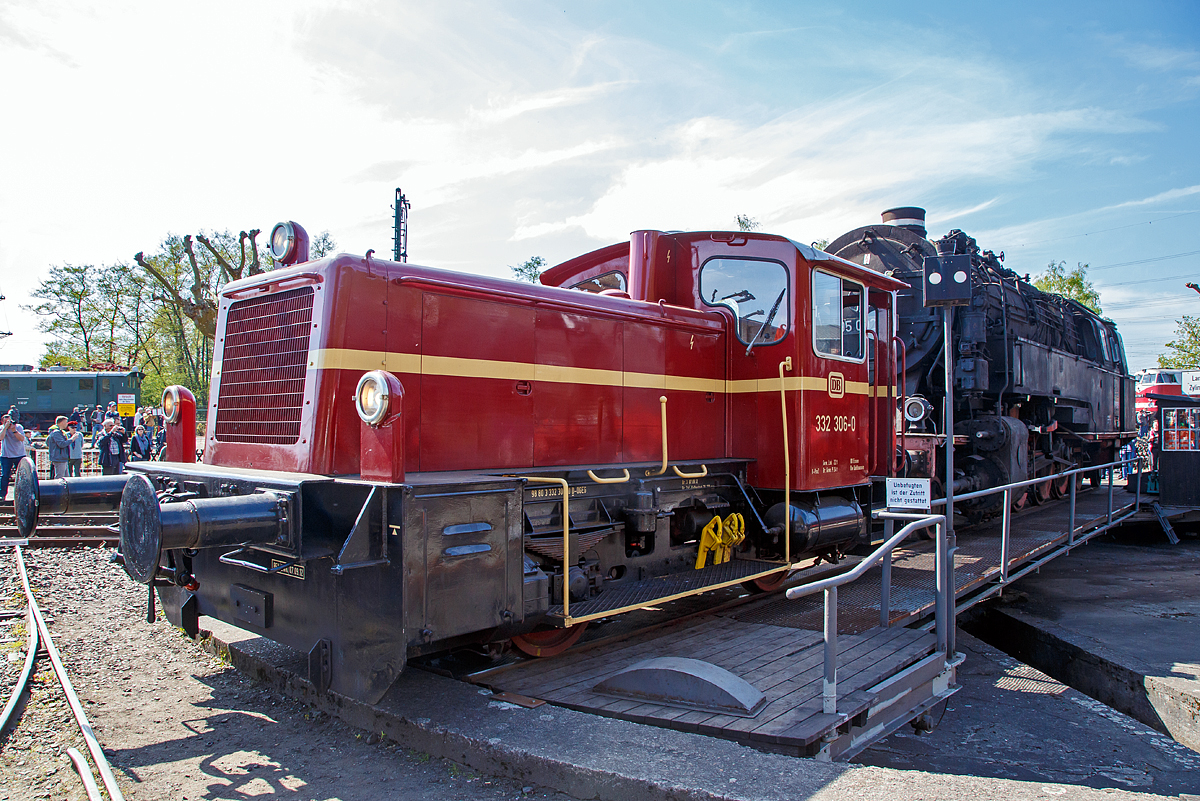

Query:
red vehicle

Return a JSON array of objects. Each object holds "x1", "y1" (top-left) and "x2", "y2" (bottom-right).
[
  {"x1": 1136, "y1": 369, "x2": 1186, "y2": 418},
  {"x1": 16, "y1": 222, "x2": 905, "y2": 702}
]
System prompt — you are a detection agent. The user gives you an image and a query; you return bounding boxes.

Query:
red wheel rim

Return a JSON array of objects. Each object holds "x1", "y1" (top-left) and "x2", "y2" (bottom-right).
[
  {"x1": 1034, "y1": 480, "x2": 1053, "y2": 504},
  {"x1": 1051, "y1": 475, "x2": 1070, "y2": 499},
  {"x1": 511, "y1": 622, "x2": 587, "y2": 658},
  {"x1": 1011, "y1": 489, "x2": 1031, "y2": 511},
  {"x1": 744, "y1": 569, "x2": 790, "y2": 594}
]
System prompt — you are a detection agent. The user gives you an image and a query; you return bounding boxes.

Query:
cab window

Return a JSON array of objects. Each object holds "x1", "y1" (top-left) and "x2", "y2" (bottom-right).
[
  {"x1": 700, "y1": 258, "x2": 789, "y2": 346},
  {"x1": 813, "y1": 271, "x2": 864, "y2": 360},
  {"x1": 571, "y1": 270, "x2": 627, "y2": 293}
]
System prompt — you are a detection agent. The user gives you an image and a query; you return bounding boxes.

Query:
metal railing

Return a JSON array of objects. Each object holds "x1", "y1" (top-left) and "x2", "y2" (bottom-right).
[
  {"x1": 782, "y1": 454, "x2": 1141, "y2": 720},
  {"x1": 785, "y1": 513, "x2": 949, "y2": 716},
  {"x1": 920, "y1": 455, "x2": 1140, "y2": 612}
]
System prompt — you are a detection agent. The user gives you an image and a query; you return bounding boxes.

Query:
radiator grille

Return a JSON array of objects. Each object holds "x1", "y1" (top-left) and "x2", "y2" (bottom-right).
[{"x1": 214, "y1": 286, "x2": 314, "y2": 444}]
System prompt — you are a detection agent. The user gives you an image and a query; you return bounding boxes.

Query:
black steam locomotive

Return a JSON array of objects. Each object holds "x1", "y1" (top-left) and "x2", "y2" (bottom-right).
[{"x1": 829, "y1": 208, "x2": 1134, "y2": 516}]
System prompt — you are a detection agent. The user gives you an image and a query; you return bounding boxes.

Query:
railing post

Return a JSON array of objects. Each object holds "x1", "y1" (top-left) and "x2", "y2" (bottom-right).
[
  {"x1": 823, "y1": 586, "x2": 838, "y2": 715},
  {"x1": 1068, "y1": 472, "x2": 1077, "y2": 546},
  {"x1": 880, "y1": 518, "x2": 893, "y2": 628},
  {"x1": 935, "y1": 521, "x2": 948, "y2": 655},
  {"x1": 1107, "y1": 464, "x2": 1114, "y2": 524},
  {"x1": 1134, "y1": 456, "x2": 1141, "y2": 513},
  {"x1": 1000, "y1": 488, "x2": 1011, "y2": 582}
]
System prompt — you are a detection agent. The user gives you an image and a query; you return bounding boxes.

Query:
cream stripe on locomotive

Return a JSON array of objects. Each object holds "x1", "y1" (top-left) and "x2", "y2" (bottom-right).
[{"x1": 295, "y1": 348, "x2": 886, "y2": 397}]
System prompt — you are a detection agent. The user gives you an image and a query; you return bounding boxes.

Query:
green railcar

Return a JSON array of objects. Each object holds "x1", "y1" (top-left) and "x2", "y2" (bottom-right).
[{"x1": 0, "y1": 366, "x2": 144, "y2": 431}]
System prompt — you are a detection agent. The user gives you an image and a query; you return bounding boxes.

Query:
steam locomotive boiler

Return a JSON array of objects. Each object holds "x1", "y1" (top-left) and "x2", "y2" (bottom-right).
[
  {"x1": 16, "y1": 221, "x2": 906, "y2": 703},
  {"x1": 829, "y1": 208, "x2": 1135, "y2": 517}
]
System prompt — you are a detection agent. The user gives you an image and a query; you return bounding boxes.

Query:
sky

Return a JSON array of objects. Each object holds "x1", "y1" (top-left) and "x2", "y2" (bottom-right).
[{"x1": 0, "y1": 0, "x2": 1198, "y2": 372}]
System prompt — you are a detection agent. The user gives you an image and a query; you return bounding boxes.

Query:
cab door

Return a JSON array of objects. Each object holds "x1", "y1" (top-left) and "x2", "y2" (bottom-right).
[{"x1": 695, "y1": 249, "x2": 794, "y2": 487}]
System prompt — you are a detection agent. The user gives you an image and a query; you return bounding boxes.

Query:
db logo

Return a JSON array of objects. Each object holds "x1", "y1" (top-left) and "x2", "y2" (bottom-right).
[{"x1": 828, "y1": 372, "x2": 845, "y2": 399}]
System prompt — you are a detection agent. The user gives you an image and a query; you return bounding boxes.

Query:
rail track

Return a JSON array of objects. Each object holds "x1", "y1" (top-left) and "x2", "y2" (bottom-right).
[
  {"x1": 1, "y1": 545, "x2": 125, "y2": 800},
  {"x1": 0, "y1": 501, "x2": 118, "y2": 548}
]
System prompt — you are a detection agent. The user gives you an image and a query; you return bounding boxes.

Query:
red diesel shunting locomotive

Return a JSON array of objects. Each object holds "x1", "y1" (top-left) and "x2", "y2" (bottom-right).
[{"x1": 16, "y1": 221, "x2": 906, "y2": 703}]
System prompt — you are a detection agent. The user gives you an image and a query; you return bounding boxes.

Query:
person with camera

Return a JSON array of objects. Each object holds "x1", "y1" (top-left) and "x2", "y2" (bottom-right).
[
  {"x1": 96, "y1": 418, "x2": 128, "y2": 476},
  {"x1": 46, "y1": 415, "x2": 72, "y2": 479},
  {"x1": 0, "y1": 411, "x2": 27, "y2": 500}
]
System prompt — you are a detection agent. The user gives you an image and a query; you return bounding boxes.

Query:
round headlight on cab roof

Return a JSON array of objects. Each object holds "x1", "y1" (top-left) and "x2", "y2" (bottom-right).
[
  {"x1": 270, "y1": 221, "x2": 296, "y2": 262},
  {"x1": 162, "y1": 386, "x2": 181, "y2": 424},
  {"x1": 355, "y1": 371, "x2": 390, "y2": 427}
]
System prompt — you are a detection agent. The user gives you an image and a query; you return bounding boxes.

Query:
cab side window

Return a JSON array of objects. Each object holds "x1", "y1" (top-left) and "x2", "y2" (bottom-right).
[
  {"x1": 700, "y1": 258, "x2": 789, "y2": 346},
  {"x1": 813, "y1": 271, "x2": 864, "y2": 360}
]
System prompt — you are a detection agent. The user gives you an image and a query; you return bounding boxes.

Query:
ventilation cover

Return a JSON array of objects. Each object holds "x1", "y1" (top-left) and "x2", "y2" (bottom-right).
[{"x1": 214, "y1": 286, "x2": 314, "y2": 444}]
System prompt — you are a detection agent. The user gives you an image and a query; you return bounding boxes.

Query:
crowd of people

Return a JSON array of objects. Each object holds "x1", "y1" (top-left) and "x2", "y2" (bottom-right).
[{"x1": 0, "y1": 403, "x2": 168, "y2": 497}]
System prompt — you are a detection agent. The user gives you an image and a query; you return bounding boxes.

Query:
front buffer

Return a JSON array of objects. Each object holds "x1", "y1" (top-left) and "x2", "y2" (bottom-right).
[{"x1": 107, "y1": 462, "x2": 525, "y2": 704}]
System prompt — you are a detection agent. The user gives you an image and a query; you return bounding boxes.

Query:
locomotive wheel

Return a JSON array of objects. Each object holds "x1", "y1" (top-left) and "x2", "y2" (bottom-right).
[
  {"x1": 511, "y1": 622, "x2": 588, "y2": 658},
  {"x1": 1011, "y1": 488, "x2": 1032, "y2": 511},
  {"x1": 742, "y1": 569, "x2": 791, "y2": 594},
  {"x1": 1050, "y1": 473, "x2": 1071, "y2": 499},
  {"x1": 1034, "y1": 479, "x2": 1053, "y2": 505}
]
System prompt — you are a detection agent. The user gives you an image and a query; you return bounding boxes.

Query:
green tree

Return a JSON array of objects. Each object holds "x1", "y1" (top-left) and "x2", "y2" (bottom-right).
[
  {"x1": 1033, "y1": 260, "x2": 1102, "y2": 314},
  {"x1": 26, "y1": 263, "x2": 101, "y2": 364},
  {"x1": 29, "y1": 226, "x2": 336, "y2": 412},
  {"x1": 735, "y1": 214, "x2": 760, "y2": 232},
  {"x1": 1158, "y1": 315, "x2": 1200, "y2": 368},
  {"x1": 510, "y1": 256, "x2": 547, "y2": 283},
  {"x1": 310, "y1": 231, "x2": 337, "y2": 259}
]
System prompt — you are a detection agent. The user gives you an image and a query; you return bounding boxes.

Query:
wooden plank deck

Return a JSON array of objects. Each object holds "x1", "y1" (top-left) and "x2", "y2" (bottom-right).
[{"x1": 490, "y1": 615, "x2": 936, "y2": 754}]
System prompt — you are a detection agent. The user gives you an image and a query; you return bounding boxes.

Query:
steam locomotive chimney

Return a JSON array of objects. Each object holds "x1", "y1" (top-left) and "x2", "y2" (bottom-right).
[{"x1": 881, "y1": 207, "x2": 927, "y2": 238}]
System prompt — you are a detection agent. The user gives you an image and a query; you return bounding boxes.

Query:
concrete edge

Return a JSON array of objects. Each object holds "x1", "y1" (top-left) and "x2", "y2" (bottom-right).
[{"x1": 979, "y1": 607, "x2": 1200, "y2": 752}]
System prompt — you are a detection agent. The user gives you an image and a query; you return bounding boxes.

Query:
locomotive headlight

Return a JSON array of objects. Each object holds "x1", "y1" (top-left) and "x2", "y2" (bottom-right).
[
  {"x1": 355, "y1": 371, "x2": 390, "y2": 427},
  {"x1": 269, "y1": 221, "x2": 296, "y2": 262},
  {"x1": 903, "y1": 396, "x2": 934, "y2": 425},
  {"x1": 162, "y1": 386, "x2": 181, "y2": 424}
]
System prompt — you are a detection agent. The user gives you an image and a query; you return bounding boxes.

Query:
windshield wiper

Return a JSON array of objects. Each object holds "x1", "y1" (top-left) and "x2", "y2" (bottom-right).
[{"x1": 745, "y1": 288, "x2": 786, "y2": 356}]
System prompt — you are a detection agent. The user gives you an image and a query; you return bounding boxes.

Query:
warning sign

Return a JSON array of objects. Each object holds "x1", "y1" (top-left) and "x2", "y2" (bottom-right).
[
  {"x1": 886, "y1": 477, "x2": 931, "y2": 510},
  {"x1": 117, "y1": 393, "x2": 136, "y2": 418}
]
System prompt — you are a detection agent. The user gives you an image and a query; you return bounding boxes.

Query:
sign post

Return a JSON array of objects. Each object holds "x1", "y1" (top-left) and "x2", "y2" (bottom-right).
[{"x1": 923, "y1": 251, "x2": 972, "y2": 659}]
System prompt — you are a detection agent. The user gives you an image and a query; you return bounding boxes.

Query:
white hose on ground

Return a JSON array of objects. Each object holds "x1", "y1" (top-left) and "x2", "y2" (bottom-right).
[{"x1": 67, "y1": 746, "x2": 104, "y2": 801}]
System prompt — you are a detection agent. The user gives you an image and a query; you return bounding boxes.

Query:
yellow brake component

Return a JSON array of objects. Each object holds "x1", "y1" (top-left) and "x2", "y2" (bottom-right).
[
  {"x1": 717, "y1": 512, "x2": 745, "y2": 564},
  {"x1": 695, "y1": 515, "x2": 723, "y2": 569}
]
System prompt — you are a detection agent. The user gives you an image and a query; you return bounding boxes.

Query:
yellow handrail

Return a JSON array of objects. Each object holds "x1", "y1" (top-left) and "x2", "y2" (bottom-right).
[
  {"x1": 586, "y1": 469, "x2": 630, "y2": 484},
  {"x1": 519, "y1": 476, "x2": 571, "y2": 619},
  {"x1": 645, "y1": 395, "x2": 707, "y2": 478},
  {"x1": 779, "y1": 357, "x2": 793, "y2": 564},
  {"x1": 646, "y1": 396, "x2": 669, "y2": 475}
]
